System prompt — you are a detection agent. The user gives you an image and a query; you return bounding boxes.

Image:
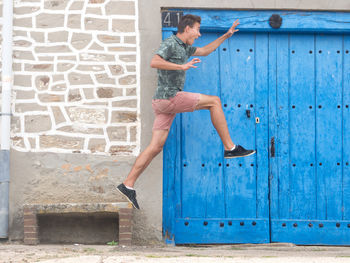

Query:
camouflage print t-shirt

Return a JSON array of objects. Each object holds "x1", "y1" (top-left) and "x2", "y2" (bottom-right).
[{"x1": 153, "y1": 35, "x2": 197, "y2": 100}]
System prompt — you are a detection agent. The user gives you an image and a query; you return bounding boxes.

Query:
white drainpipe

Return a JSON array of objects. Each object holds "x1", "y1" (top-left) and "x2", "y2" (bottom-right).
[{"x1": 0, "y1": 0, "x2": 13, "y2": 238}]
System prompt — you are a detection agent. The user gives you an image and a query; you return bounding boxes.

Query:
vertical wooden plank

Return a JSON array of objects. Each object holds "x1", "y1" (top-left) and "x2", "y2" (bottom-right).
[
  {"x1": 181, "y1": 33, "x2": 224, "y2": 218},
  {"x1": 343, "y1": 35, "x2": 350, "y2": 220},
  {"x1": 315, "y1": 34, "x2": 343, "y2": 220},
  {"x1": 255, "y1": 33, "x2": 270, "y2": 220},
  {"x1": 220, "y1": 33, "x2": 257, "y2": 218},
  {"x1": 288, "y1": 34, "x2": 317, "y2": 220},
  {"x1": 275, "y1": 33, "x2": 290, "y2": 220},
  {"x1": 269, "y1": 33, "x2": 279, "y2": 222}
]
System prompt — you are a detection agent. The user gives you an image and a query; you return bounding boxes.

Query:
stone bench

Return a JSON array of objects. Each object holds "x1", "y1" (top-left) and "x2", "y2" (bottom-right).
[{"x1": 23, "y1": 202, "x2": 133, "y2": 246}]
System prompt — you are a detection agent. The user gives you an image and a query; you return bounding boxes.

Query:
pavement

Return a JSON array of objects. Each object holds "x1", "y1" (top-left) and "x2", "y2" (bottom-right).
[{"x1": 1, "y1": 241, "x2": 350, "y2": 263}]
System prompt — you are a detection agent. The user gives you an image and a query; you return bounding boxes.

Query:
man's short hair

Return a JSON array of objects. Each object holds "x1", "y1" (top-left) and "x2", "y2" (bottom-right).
[{"x1": 177, "y1": 14, "x2": 201, "y2": 33}]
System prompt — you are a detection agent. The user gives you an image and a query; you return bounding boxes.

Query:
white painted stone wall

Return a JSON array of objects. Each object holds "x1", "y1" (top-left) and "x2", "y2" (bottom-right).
[{"x1": 0, "y1": 0, "x2": 140, "y2": 156}]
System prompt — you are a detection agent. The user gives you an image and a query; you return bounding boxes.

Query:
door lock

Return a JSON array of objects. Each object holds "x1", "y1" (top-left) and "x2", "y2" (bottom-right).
[{"x1": 255, "y1": 117, "x2": 260, "y2": 123}]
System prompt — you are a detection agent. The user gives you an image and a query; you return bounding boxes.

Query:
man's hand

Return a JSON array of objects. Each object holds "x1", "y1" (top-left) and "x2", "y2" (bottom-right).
[
  {"x1": 181, "y1": 58, "x2": 201, "y2": 71},
  {"x1": 225, "y1": 19, "x2": 240, "y2": 38}
]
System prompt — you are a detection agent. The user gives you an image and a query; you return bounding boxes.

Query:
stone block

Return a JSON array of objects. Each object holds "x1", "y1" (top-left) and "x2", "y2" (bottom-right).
[
  {"x1": 14, "y1": 75, "x2": 32, "y2": 87},
  {"x1": 68, "y1": 72, "x2": 93, "y2": 85},
  {"x1": 89, "y1": 0, "x2": 105, "y2": 3},
  {"x1": 107, "y1": 126, "x2": 127, "y2": 141},
  {"x1": 111, "y1": 111, "x2": 137, "y2": 123},
  {"x1": 40, "y1": 135, "x2": 84, "y2": 150},
  {"x1": 106, "y1": 1, "x2": 135, "y2": 16},
  {"x1": 11, "y1": 116, "x2": 21, "y2": 133},
  {"x1": 71, "y1": 33, "x2": 92, "y2": 49},
  {"x1": 97, "y1": 34, "x2": 120, "y2": 44},
  {"x1": 13, "y1": 51, "x2": 35, "y2": 60},
  {"x1": 95, "y1": 73, "x2": 115, "y2": 84},
  {"x1": 51, "y1": 106, "x2": 66, "y2": 125},
  {"x1": 15, "y1": 90, "x2": 35, "y2": 100},
  {"x1": 25, "y1": 115, "x2": 52, "y2": 132},
  {"x1": 25, "y1": 64, "x2": 53, "y2": 72},
  {"x1": 119, "y1": 55, "x2": 136, "y2": 62},
  {"x1": 14, "y1": 40, "x2": 32, "y2": 47},
  {"x1": 52, "y1": 74, "x2": 65, "y2": 82},
  {"x1": 51, "y1": 83, "x2": 67, "y2": 91},
  {"x1": 58, "y1": 125, "x2": 104, "y2": 135},
  {"x1": 80, "y1": 53, "x2": 115, "y2": 62},
  {"x1": 30, "y1": 31, "x2": 44, "y2": 42},
  {"x1": 15, "y1": 6, "x2": 40, "y2": 15},
  {"x1": 108, "y1": 47, "x2": 136, "y2": 52},
  {"x1": 38, "y1": 93, "x2": 65, "y2": 103},
  {"x1": 89, "y1": 42, "x2": 104, "y2": 51},
  {"x1": 112, "y1": 99, "x2": 137, "y2": 108},
  {"x1": 86, "y1": 7, "x2": 102, "y2": 15},
  {"x1": 126, "y1": 65, "x2": 136, "y2": 72},
  {"x1": 35, "y1": 76, "x2": 50, "y2": 91},
  {"x1": 35, "y1": 45, "x2": 72, "y2": 53},
  {"x1": 83, "y1": 88, "x2": 95, "y2": 99},
  {"x1": 68, "y1": 89, "x2": 82, "y2": 102},
  {"x1": 14, "y1": 17, "x2": 32, "y2": 27},
  {"x1": 15, "y1": 103, "x2": 47, "y2": 113},
  {"x1": 68, "y1": 14, "x2": 81, "y2": 29},
  {"x1": 125, "y1": 88, "x2": 136, "y2": 96},
  {"x1": 36, "y1": 13, "x2": 64, "y2": 28},
  {"x1": 109, "y1": 145, "x2": 136, "y2": 155},
  {"x1": 67, "y1": 107, "x2": 107, "y2": 124},
  {"x1": 57, "y1": 63, "x2": 75, "y2": 72},
  {"x1": 44, "y1": 0, "x2": 70, "y2": 10},
  {"x1": 69, "y1": 1, "x2": 84, "y2": 10},
  {"x1": 109, "y1": 65, "x2": 124, "y2": 75},
  {"x1": 97, "y1": 87, "x2": 122, "y2": 98},
  {"x1": 112, "y1": 19, "x2": 135, "y2": 33},
  {"x1": 119, "y1": 75, "x2": 136, "y2": 85},
  {"x1": 14, "y1": 30, "x2": 28, "y2": 37},
  {"x1": 85, "y1": 17, "x2": 108, "y2": 31},
  {"x1": 48, "y1": 31, "x2": 69, "y2": 42},
  {"x1": 130, "y1": 126, "x2": 137, "y2": 142},
  {"x1": 124, "y1": 36, "x2": 136, "y2": 44},
  {"x1": 88, "y1": 138, "x2": 106, "y2": 153},
  {"x1": 76, "y1": 65, "x2": 104, "y2": 72}
]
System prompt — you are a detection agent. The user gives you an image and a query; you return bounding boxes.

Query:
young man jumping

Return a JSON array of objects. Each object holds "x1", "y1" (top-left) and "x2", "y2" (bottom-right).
[{"x1": 117, "y1": 14, "x2": 256, "y2": 209}]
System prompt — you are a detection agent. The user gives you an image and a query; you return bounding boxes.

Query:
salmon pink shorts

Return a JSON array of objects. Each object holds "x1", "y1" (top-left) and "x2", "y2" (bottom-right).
[{"x1": 152, "y1": 91, "x2": 201, "y2": 130}]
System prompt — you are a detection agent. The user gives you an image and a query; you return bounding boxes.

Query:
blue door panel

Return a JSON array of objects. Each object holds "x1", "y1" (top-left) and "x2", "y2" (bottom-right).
[
  {"x1": 344, "y1": 36, "x2": 350, "y2": 220},
  {"x1": 315, "y1": 35, "x2": 343, "y2": 220},
  {"x1": 271, "y1": 33, "x2": 350, "y2": 244},
  {"x1": 181, "y1": 33, "x2": 225, "y2": 219},
  {"x1": 289, "y1": 34, "x2": 317, "y2": 220}
]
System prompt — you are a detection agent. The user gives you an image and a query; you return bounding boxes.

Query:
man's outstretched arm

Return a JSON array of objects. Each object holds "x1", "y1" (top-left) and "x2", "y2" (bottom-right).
[
  {"x1": 193, "y1": 19, "x2": 240, "y2": 56},
  {"x1": 150, "y1": 55, "x2": 201, "y2": 71}
]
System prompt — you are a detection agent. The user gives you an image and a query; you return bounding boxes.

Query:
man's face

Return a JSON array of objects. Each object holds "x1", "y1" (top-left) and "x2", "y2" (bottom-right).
[{"x1": 186, "y1": 22, "x2": 201, "y2": 45}]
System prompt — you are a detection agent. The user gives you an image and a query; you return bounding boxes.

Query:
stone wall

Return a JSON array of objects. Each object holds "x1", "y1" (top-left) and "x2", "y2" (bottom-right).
[{"x1": 2, "y1": 0, "x2": 139, "y2": 156}]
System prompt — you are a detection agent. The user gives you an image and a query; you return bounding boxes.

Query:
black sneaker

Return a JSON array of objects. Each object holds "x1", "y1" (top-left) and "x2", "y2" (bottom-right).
[
  {"x1": 117, "y1": 183, "x2": 140, "y2": 209},
  {"x1": 224, "y1": 145, "x2": 256, "y2": 159}
]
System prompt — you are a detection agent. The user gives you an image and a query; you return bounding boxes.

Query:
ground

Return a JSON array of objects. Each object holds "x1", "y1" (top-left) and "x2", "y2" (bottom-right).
[{"x1": 1, "y1": 241, "x2": 350, "y2": 263}]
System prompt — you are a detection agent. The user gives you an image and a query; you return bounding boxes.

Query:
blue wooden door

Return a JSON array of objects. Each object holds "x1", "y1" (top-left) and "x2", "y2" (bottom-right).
[
  {"x1": 162, "y1": 10, "x2": 350, "y2": 245},
  {"x1": 269, "y1": 33, "x2": 350, "y2": 245},
  {"x1": 163, "y1": 32, "x2": 270, "y2": 244}
]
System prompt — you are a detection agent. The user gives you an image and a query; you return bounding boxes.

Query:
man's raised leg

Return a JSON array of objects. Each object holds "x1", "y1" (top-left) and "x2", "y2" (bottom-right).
[
  {"x1": 195, "y1": 94, "x2": 255, "y2": 158},
  {"x1": 195, "y1": 94, "x2": 235, "y2": 150}
]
